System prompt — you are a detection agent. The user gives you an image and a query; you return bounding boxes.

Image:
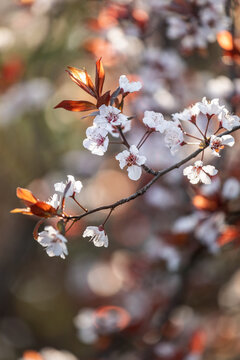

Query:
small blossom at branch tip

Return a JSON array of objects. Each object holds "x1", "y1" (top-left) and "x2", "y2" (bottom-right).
[
  {"x1": 115, "y1": 145, "x2": 146, "y2": 181},
  {"x1": 83, "y1": 125, "x2": 109, "y2": 156},
  {"x1": 210, "y1": 134, "x2": 235, "y2": 157},
  {"x1": 37, "y1": 226, "x2": 68, "y2": 259},
  {"x1": 82, "y1": 226, "x2": 108, "y2": 248},
  {"x1": 119, "y1": 75, "x2": 142, "y2": 94},
  {"x1": 219, "y1": 109, "x2": 240, "y2": 131},
  {"x1": 54, "y1": 175, "x2": 83, "y2": 198},
  {"x1": 172, "y1": 106, "x2": 199, "y2": 123},
  {"x1": 94, "y1": 104, "x2": 128, "y2": 132},
  {"x1": 183, "y1": 160, "x2": 218, "y2": 185},
  {"x1": 143, "y1": 111, "x2": 167, "y2": 133},
  {"x1": 196, "y1": 97, "x2": 225, "y2": 116}
]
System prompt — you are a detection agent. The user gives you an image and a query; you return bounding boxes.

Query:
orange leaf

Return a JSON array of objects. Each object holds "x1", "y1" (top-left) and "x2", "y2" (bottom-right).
[
  {"x1": 67, "y1": 67, "x2": 97, "y2": 98},
  {"x1": 217, "y1": 31, "x2": 233, "y2": 51},
  {"x1": 10, "y1": 208, "x2": 33, "y2": 215},
  {"x1": 95, "y1": 58, "x2": 105, "y2": 97},
  {"x1": 16, "y1": 187, "x2": 37, "y2": 207},
  {"x1": 54, "y1": 100, "x2": 97, "y2": 112},
  {"x1": 30, "y1": 201, "x2": 57, "y2": 217}
]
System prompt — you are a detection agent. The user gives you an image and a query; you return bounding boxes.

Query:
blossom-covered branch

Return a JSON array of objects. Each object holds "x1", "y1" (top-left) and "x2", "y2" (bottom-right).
[
  {"x1": 66, "y1": 124, "x2": 240, "y2": 222},
  {"x1": 11, "y1": 58, "x2": 240, "y2": 258}
]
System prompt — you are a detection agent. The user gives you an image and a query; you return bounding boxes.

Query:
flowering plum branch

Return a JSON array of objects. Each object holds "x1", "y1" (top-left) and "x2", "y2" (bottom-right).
[{"x1": 11, "y1": 58, "x2": 240, "y2": 259}]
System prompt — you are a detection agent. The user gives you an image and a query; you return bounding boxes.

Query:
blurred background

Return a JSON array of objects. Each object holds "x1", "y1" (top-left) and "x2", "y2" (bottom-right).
[{"x1": 1, "y1": 0, "x2": 240, "y2": 359}]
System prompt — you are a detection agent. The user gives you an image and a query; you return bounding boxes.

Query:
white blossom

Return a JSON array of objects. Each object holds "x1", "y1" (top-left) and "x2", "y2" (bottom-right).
[
  {"x1": 183, "y1": 160, "x2": 218, "y2": 185},
  {"x1": 94, "y1": 105, "x2": 128, "y2": 132},
  {"x1": 115, "y1": 145, "x2": 146, "y2": 181},
  {"x1": 143, "y1": 110, "x2": 167, "y2": 132},
  {"x1": 172, "y1": 105, "x2": 199, "y2": 122},
  {"x1": 222, "y1": 178, "x2": 240, "y2": 200},
  {"x1": 219, "y1": 108, "x2": 240, "y2": 130},
  {"x1": 83, "y1": 226, "x2": 108, "y2": 248},
  {"x1": 196, "y1": 97, "x2": 225, "y2": 116},
  {"x1": 210, "y1": 134, "x2": 235, "y2": 157},
  {"x1": 37, "y1": 226, "x2": 68, "y2": 259},
  {"x1": 83, "y1": 125, "x2": 109, "y2": 156},
  {"x1": 119, "y1": 75, "x2": 142, "y2": 93},
  {"x1": 164, "y1": 124, "x2": 184, "y2": 155},
  {"x1": 54, "y1": 175, "x2": 83, "y2": 198}
]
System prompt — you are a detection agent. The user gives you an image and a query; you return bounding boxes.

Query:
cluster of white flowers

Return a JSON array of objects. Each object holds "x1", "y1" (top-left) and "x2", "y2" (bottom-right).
[
  {"x1": 20, "y1": 92, "x2": 240, "y2": 260},
  {"x1": 170, "y1": 97, "x2": 239, "y2": 185},
  {"x1": 165, "y1": 0, "x2": 230, "y2": 50},
  {"x1": 84, "y1": 93, "x2": 239, "y2": 185},
  {"x1": 35, "y1": 175, "x2": 110, "y2": 259},
  {"x1": 83, "y1": 76, "x2": 141, "y2": 157}
]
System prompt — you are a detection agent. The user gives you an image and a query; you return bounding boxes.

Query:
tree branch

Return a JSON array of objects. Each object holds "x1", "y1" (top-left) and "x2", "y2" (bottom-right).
[{"x1": 66, "y1": 125, "x2": 240, "y2": 222}]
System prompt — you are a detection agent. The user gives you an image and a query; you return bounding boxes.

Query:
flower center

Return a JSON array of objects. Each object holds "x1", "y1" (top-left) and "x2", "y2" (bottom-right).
[
  {"x1": 96, "y1": 135, "x2": 105, "y2": 146},
  {"x1": 194, "y1": 165, "x2": 202, "y2": 175},
  {"x1": 211, "y1": 139, "x2": 223, "y2": 150},
  {"x1": 126, "y1": 153, "x2": 137, "y2": 166},
  {"x1": 107, "y1": 113, "x2": 118, "y2": 123}
]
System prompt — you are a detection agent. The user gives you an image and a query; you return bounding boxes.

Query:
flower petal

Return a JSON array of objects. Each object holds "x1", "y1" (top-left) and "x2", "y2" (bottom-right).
[{"x1": 127, "y1": 165, "x2": 142, "y2": 181}]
